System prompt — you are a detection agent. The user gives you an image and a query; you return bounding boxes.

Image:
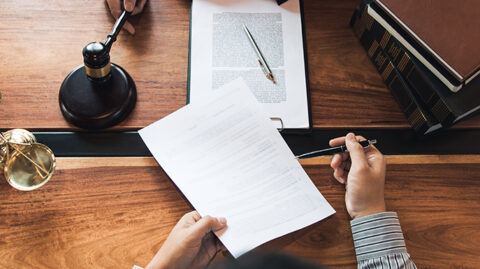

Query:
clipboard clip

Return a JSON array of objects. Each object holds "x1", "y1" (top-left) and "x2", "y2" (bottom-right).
[{"x1": 270, "y1": 117, "x2": 284, "y2": 132}]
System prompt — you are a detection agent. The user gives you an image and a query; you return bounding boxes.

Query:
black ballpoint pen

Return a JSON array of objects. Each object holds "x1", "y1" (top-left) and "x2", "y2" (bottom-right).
[{"x1": 295, "y1": 139, "x2": 377, "y2": 159}]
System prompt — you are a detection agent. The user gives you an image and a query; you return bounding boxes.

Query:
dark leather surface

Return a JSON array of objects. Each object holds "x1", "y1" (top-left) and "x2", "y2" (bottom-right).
[{"x1": 377, "y1": 0, "x2": 480, "y2": 80}]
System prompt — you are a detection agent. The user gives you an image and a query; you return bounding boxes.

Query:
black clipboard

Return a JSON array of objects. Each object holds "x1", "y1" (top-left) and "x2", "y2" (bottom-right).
[{"x1": 186, "y1": 0, "x2": 312, "y2": 135}]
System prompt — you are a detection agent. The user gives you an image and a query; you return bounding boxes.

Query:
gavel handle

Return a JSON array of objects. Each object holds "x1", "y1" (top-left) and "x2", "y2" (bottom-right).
[{"x1": 104, "y1": 10, "x2": 131, "y2": 50}]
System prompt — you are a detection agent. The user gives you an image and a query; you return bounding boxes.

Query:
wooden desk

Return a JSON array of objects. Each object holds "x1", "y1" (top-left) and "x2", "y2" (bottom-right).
[
  {"x1": 1, "y1": 0, "x2": 480, "y2": 268},
  {"x1": 1, "y1": 0, "x2": 479, "y2": 130},
  {"x1": 1, "y1": 156, "x2": 479, "y2": 268}
]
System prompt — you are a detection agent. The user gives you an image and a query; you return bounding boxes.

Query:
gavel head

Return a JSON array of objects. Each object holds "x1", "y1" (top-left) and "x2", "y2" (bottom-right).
[{"x1": 82, "y1": 42, "x2": 111, "y2": 81}]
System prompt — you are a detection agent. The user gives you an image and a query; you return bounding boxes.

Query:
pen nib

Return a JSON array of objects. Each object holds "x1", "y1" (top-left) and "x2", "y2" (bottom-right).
[{"x1": 267, "y1": 73, "x2": 276, "y2": 84}]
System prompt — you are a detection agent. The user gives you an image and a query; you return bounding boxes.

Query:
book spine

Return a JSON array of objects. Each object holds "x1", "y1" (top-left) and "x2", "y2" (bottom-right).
[
  {"x1": 358, "y1": 4, "x2": 455, "y2": 126},
  {"x1": 351, "y1": 8, "x2": 441, "y2": 134}
]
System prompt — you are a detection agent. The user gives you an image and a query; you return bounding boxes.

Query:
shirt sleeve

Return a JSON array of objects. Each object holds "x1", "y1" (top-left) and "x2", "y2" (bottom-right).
[{"x1": 350, "y1": 212, "x2": 417, "y2": 269}]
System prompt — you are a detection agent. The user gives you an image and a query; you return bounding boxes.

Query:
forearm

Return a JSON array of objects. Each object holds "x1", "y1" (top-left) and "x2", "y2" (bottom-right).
[{"x1": 351, "y1": 212, "x2": 416, "y2": 269}]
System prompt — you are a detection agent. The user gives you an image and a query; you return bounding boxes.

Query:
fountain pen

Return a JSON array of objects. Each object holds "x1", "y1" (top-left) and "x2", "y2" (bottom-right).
[{"x1": 295, "y1": 139, "x2": 377, "y2": 159}]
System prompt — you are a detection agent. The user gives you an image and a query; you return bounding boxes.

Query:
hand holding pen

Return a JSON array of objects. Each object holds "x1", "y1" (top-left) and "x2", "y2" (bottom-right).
[
  {"x1": 329, "y1": 133, "x2": 387, "y2": 219},
  {"x1": 295, "y1": 139, "x2": 377, "y2": 159}
]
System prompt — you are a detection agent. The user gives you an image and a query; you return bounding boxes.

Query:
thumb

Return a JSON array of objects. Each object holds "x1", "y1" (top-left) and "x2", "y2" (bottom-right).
[
  {"x1": 190, "y1": 216, "x2": 227, "y2": 239},
  {"x1": 365, "y1": 145, "x2": 386, "y2": 171},
  {"x1": 124, "y1": 0, "x2": 136, "y2": 12},
  {"x1": 345, "y1": 133, "x2": 368, "y2": 167}
]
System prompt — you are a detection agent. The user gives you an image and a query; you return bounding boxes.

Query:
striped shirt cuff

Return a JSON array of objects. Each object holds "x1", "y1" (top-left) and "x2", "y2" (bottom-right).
[{"x1": 351, "y1": 212, "x2": 407, "y2": 262}]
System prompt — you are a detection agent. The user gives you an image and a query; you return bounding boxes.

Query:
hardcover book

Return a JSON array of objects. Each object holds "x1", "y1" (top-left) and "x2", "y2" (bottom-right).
[
  {"x1": 351, "y1": 7, "x2": 441, "y2": 135},
  {"x1": 411, "y1": 55, "x2": 480, "y2": 125},
  {"x1": 371, "y1": 0, "x2": 480, "y2": 92},
  {"x1": 356, "y1": 1, "x2": 480, "y2": 127},
  {"x1": 356, "y1": 5, "x2": 455, "y2": 126}
]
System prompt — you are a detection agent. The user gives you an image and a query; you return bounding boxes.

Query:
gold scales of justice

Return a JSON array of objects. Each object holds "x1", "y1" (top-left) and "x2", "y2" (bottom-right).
[{"x1": 0, "y1": 129, "x2": 55, "y2": 191}]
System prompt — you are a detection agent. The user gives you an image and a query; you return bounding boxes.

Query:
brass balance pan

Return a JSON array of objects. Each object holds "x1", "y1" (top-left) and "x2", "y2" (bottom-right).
[{"x1": 4, "y1": 143, "x2": 56, "y2": 191}]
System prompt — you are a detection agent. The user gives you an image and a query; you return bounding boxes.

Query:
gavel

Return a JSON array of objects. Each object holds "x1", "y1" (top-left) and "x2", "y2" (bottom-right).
[{"x1": 59, "y1": 10, "x2": 137, "y2": 129}]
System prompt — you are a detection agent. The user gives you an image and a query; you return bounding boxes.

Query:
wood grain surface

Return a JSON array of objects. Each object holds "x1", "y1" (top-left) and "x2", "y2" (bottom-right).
[
  {"x1": 1, "y1": 157, "x2": 479, "y2": 268},
  {"x1": 1, "y1": 0, "x2": 479, "y2": 130},
  {"x1": 0, "y1": 0, "x2": 190, "y2": 130}
]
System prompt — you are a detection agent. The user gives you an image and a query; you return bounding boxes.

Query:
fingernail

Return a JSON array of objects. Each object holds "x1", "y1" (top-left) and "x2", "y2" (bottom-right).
[
  {"x1": 346, "y1": 133, "x2": 355, "y2": 141},
  {"x1": 125, "y1": 25, "x2": 135, "y2": 35},
  {"x1": 125, "y1": 2, "x2": 134, "y2": 11},
  {"x1": 330, "y1": 154, "x2": 338, "y2": 166}
]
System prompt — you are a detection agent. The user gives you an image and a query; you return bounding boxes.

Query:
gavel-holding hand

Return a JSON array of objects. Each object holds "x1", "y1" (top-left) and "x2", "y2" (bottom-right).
[{"x1": 106, "y1": 0, "x2": 147, "y2": 34}]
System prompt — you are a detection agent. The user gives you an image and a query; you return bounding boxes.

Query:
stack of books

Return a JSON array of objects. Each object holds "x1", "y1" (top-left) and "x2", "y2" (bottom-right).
[{"x1": 351, "y1": 0, "x2": 480, "y2": 135}]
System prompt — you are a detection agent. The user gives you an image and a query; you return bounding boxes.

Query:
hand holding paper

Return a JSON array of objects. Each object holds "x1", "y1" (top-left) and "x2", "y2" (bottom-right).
[
  {"x1": 140, "y1": 78, "x2": 334, "y2": 257},
  {"x1": 145, "y1": 211, "x2": 227, "y2": 269}
]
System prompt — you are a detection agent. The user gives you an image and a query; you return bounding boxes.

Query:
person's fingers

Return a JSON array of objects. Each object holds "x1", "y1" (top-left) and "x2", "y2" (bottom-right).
[
  {"x1": 132, "y1": 0, "x2": 147, "y2": 15},
  {"x1": 177, "y1": 211, "x2": 201, "y2": 227},
  {"x1": 109, "y1": 2, "x2": 122, "y2": 18},
  {"x1": 363, "y1": 144, "x2": 381, "y2": 160},
  {"x1": 345, "y1": 160, "x2": 351, "y2": 171},
  {"x1": 330, "y1": 153, "x2": 342, "y2": 168},
  {"x1": 331, "y1": 152, "x2": 349, "y2": 169},
  {"x1": 356, "y1": 135, "x2": 367, "y2": 141},
  {"x1": 123, "y1": 21, "x2": 135, "y2": 35},
  {"x1": 190, "y1": 234, "x2": 220, "y2": 269},
  {"x1": 124, "y1": 0, "x2": 136, "y2": 12},
  {"x1": 329, "y1": 136, "x2": 346, "y2": 147},
  {"x1": 182, "y1": 211, "x2": 201, "y2": 221},
  {"x1": 217, "y1": 240, "x2": 227, "y2": 252},
  {"x1": 138, "y1": 0, "x2": 147, "y2": 9},
  {"x1": 345, "y1": 133, "x2": 368, "y2": 168},
  {"x1": 333, "y1": 169, "x2": 344, "y2": 184},
  {"x1": 203, "y1": 236, "x2": 219, "y2": 259},
  {"x1": 107, "y1": 1, "x2": 135, "y2": 34},
  {"x1": 215, "y1": 238, "x2": 226, "y2": 252},
  {"x1": 360, "y1": 141, "x2": 385, "y2": 170},
  {"x1": 337, "y1": 170, "x2": 347, "y2": 184},
  {"x1": 366, "y1": 148, "x2": 385, "y2": 171},
  {"x1": 191, "y1": 211, "x2": 202, "y2": 221},
  {"x1": 190, "y1": 216, "x2": 227, "y2": 239},
  {"x1": 112, "y1": 10, "x2": 121, "y2": 19},
  {"x1": 329, "y1": 135, "x2": 367, "y2": 147},
  {"x1": 131, "y1": 8, "x2": 142, "y2": 15},
  {"x1": 334, "y1": 163, "x2": 346, "y2": 183}
]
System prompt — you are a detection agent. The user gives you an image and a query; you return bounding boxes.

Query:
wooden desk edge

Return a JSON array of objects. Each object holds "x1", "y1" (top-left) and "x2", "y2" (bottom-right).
[{"x1": 56, "y1": 155, "x2": 480, "y2": 170}]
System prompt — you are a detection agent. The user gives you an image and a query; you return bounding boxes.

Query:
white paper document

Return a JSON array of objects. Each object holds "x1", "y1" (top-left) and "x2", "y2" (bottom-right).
[
  {"x1": 190, "y1": 0, "x2": 310, "y2": 129},
  {"x1": 140, "y1": 79, "x2": 334, "y2": 258}
]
